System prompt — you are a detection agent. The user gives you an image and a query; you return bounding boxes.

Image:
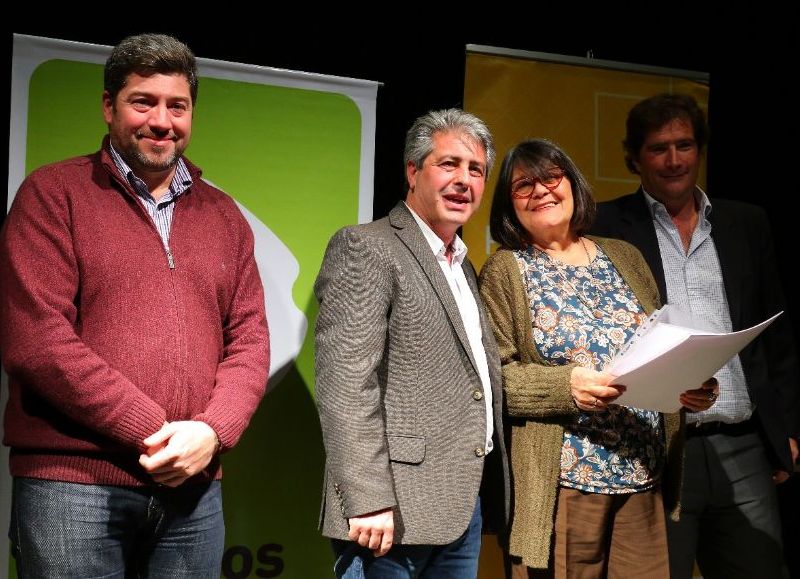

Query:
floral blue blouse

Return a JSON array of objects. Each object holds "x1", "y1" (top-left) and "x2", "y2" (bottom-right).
[{"x1": 515, "y1": 244, "x2": 664, "y2": 494}]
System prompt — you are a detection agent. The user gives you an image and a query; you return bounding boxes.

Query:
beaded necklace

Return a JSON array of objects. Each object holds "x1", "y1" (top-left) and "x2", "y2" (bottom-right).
[{"x1": 534, "y1": 238, "x2": 606, "y2": 319}]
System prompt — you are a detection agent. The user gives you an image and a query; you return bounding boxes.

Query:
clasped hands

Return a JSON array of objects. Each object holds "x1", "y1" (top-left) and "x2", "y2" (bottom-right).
[
  {"x1": 139, "y1": 421, "x2": 219, "y2": 487},
  {"x1": 570, "y1": 366, "x2": 719, "y2": 412}
]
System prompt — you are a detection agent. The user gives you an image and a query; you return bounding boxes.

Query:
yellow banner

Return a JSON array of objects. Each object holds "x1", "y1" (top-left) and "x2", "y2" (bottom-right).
[{"x1": 464, "y1": 49, "x2": 708, "y2": 272}]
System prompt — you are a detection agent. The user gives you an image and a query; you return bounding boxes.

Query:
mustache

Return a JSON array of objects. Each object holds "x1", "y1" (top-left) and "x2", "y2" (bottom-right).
[{"x1": 135, "y1": 130, "x2": 177, "y2": 141}]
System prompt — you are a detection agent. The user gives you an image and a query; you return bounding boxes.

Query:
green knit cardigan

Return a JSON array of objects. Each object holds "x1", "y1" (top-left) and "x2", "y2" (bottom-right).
[{"x1": 478, "y1": 236, "x2": 684, "y2": 569}]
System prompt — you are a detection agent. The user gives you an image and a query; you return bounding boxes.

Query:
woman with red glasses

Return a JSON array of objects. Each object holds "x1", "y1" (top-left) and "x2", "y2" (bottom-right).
[{"x1": 479, "y1": 139, "x2": 717, "y2": 578}]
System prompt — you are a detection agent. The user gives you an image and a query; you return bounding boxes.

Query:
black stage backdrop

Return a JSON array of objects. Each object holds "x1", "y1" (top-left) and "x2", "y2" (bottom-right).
[
  {"x1": 3, "y1": 23, "x2": 799, "y2": 576},
  {"x1": 4, "y1": 27, "x2": 796, "y2": 333}
]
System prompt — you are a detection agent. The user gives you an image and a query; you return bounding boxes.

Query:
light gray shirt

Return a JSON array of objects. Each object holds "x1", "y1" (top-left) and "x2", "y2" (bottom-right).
[{"x1": 643, "y1": 188, "x2": 753, "y2": 424}]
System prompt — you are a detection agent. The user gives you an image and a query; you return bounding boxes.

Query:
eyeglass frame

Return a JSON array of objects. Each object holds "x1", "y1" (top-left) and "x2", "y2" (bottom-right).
[{"x1": 510, "y1": 170, "x2": 566, "y2": 199}]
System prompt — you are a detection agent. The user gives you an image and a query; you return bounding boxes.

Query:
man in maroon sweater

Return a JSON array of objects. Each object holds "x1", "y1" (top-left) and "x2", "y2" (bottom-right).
[{"x1": 0, "y1": 34, "x2": 270, "y2": 577}]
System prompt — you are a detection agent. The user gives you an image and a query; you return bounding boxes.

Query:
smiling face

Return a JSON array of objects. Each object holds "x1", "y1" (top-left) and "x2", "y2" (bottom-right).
[
  {"x1": 511, "y1": 164, "x2": 574, "y2": 245},
  {"x1": 405, "y1": 130, "x2": 487, "y2": 245},
  {"x1": 103, "y1": 72, "x2": 193, "y2": 185},
  {"x1": 633, "y1": 117, "x2": 700, "y2": 208}
]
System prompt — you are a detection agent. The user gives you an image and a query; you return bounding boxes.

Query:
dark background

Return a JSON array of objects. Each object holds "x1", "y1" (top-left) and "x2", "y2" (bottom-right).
[
  {"x1": 3, "y1": 23, "x2": 799, "y2": 575},
  {"x1": 4, "y1": 26, "x2": 797, "y2": 328}
]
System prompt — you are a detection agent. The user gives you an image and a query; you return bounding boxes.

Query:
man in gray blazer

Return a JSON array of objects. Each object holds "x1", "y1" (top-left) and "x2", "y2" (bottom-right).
[{"x1": 314, "y1": 109, "x2": 509, "y2": 578}]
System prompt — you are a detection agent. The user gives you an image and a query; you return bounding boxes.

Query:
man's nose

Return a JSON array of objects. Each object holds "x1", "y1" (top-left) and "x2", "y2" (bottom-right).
[
  {"x1": 666, "y1": 146, "x2": 680, "y2": 167},
  {"x1": 148, "y1": 104, "x2": 171, "y2": 131},
  {"x1": 452, "y1": 165, "x2": 470, "y2": 188}
]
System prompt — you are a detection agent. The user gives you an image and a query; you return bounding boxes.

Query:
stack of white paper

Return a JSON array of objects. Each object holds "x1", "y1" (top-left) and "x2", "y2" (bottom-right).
[{"x1": 606, "y1": 306, "x2": 781, "y2": 412}]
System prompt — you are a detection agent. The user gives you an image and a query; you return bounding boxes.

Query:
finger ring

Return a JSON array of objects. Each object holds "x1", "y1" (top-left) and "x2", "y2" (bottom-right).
[
  {"x1": 592, "y1": 397, "x2": 598, "y2": 408},
  {"x1": 708, "y1": 391, "x2": 716, "y2": 400}
]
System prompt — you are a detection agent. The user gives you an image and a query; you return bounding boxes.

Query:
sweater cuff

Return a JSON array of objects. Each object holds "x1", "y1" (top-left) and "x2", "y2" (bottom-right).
[
  {"x1": 193, "y1": 411, "x2": 247, "y2": 453},
  {"x1": 114, "y1": 397, "x2": 167, "y2": 451}
]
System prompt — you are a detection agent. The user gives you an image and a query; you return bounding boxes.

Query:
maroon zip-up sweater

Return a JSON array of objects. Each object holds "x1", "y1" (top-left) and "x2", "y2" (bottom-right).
[{"x1": 0, "y1": 141, "x2": 270, "y2": 486}]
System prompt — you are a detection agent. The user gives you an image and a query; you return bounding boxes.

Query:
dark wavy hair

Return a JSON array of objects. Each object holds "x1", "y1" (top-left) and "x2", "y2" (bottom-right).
[
  {"x1": 104, "y1": 33, "x2": 198, "y2": 105},
  {"x1": 489, "y1": 139, "x2": 595, "y2": 250},
  {"x1": 623, "y1": 93, "x2": 708, "y2": 174}
]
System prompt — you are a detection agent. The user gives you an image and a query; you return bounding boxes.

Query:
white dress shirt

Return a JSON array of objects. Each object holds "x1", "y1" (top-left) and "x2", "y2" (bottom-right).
[{"x1": 406, "y1": 204, "x2": 494, "y2": 452}]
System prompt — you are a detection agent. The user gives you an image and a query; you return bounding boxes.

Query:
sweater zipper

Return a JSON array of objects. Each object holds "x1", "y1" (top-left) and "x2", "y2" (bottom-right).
[
  {"x1": 166, "y1": 206, "x2": 187, "y2": 419},
  {"x1": 106, "y1": 166, "x2": 178, "y2": 270},
  {"x1": 105, "y1": 159, "x2": 186, "y2": 415}
]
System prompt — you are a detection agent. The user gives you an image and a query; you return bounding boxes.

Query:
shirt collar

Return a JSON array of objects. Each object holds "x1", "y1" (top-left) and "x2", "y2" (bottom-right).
[
  {"x1": 641, "y1": 185, "x2": 713, "y2": 220},
  {"x1": 108, "y1": 143, "x2": 192, "y2": 201},
  {"x1": 404, "y1": 202, "x2": 468, "y2": 265}
]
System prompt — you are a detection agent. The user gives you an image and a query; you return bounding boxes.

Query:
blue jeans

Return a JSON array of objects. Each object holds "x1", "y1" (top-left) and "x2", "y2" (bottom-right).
[
  {"x1": 332, "y1": 497, "x2": 482, "y2": 578},
  {"x1": 9, "y1": 477, "x2": 224, "y2": 578}
]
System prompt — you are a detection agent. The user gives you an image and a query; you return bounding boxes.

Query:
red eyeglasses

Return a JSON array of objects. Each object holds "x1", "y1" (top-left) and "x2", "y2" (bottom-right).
[{"x1": 510, "y1": 170, "x2": 566, "y2": 199}]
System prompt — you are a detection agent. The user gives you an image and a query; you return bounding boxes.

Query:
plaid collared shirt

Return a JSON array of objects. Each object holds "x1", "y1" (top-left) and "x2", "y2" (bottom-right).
[{"x1": 643, "y1": 188, "x2": 753, "y2": 424}]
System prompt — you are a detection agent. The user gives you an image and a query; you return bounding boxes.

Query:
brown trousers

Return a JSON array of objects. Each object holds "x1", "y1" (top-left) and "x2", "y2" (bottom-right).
[{"x1": 512, "y1": 486, "x2": 669, "y2": 579}]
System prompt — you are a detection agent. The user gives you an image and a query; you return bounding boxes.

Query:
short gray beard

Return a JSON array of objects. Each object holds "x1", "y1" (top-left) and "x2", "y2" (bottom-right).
[{"x1": 120, "y1": 142, "x2": 183, "y2": 174}]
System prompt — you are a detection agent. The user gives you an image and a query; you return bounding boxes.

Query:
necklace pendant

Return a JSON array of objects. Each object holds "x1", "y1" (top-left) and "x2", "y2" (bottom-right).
[{"x1": 593, "y1": 309, "x2": 604, "y2": 319}]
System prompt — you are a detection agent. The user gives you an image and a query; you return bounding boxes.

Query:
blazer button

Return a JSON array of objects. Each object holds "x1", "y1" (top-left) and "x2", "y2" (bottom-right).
[
  {"x1": 474, "y1": 447, "x2": 485, "y2": 457},
  {"x1": 472, "y1": 390, "x2": 484, "y2": 401}
]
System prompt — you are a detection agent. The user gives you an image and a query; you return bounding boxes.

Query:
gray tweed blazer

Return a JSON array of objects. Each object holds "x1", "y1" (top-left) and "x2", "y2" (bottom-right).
[{"x1": 314, "y1": 202, "x2": 509, "y2": 545}]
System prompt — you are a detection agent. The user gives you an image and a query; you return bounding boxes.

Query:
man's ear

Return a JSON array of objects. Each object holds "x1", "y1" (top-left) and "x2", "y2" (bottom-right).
[
  {"x1": 406, "y1": 161, "x2": 418, "y2": 192},
  {"x1": 630, "y1": 156, "x2": 642, "y2": 176},
  {"x1": 102, "y1": 90, "x2": 114, "y2": 124}
]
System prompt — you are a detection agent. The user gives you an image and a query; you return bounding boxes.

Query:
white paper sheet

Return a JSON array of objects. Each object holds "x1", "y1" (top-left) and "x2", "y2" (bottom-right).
[{"x1": 607, "y1": 310, "x2": 782, "y2": 412}]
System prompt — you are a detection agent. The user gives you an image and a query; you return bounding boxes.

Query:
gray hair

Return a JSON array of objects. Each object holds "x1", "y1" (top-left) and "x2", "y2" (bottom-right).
[
  {"x1": 403, "y1": 109, "x2": 495, "y2": 185},
  {"x1": 105, "y1": 33, "x2": 198, "y2": 104}
]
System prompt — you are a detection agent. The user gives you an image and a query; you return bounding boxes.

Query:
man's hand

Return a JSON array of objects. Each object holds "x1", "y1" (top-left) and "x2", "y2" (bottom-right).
[
  {"x1": 139, "y1": 421, "x2": 219, "y2": 487},
  {"x1": 680, "y1": 377, "x2": 719, "y2": 412},
  {"x1": 348, "y1": 508, "x2": 394, "y2": 557},
  {"x1": 773, "y1": 437, "x2": 799, "y2": 484}
]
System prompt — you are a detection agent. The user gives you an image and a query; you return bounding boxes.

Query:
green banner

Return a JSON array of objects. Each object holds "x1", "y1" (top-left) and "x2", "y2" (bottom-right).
[{"x1": 4, "y1": 34, "x2": 378, "y2": 579}]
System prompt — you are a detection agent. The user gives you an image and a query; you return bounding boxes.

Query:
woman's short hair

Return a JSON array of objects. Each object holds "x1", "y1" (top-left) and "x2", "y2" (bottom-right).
[{"x1": 489, "y1": 139, "x2": 595, "y2": 250}]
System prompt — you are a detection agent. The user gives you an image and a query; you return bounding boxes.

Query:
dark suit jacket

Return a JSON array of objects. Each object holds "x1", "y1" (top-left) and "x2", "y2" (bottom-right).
[
  {"x1": 592, "y1": 190, "x2": 799, "y2": 471},
  {"x1": 314, "y1": 202, "x2": 510, "y2": 544}
]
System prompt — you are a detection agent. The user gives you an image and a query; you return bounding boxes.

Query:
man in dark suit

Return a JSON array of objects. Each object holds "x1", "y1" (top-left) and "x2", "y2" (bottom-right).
[
  {"x1": 592, "y1": 93, "x2": 799, "y2": 578},
  {"x1": 314, "y1": 109, "x2": 509, "y2": 578}
]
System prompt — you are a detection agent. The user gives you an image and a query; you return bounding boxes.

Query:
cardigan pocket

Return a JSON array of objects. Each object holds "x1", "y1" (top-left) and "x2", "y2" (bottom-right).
[{"x1": 386, "y1": 434, "x2": 426, "y2": 464}]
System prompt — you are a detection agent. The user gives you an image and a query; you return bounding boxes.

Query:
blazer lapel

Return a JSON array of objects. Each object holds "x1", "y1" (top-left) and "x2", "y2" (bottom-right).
[
  {"x1": 708, "y1": 205, "x2": 743, "y2": 330},
  {"x1": 389, "y1": 203, "x2": 480, "y2": 376},
  {"x1": 618, "y1": 190, "x2": 668, "y2": 301}
]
